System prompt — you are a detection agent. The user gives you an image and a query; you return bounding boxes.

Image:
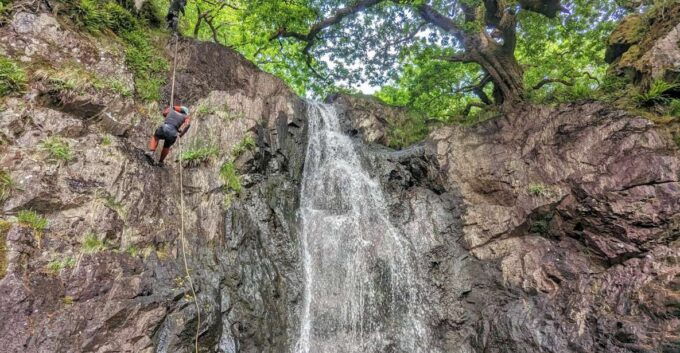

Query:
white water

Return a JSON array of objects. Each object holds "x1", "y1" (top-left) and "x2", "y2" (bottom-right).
[{"x1": 295, "y1": 103, "x2": 431, "y2": 353}]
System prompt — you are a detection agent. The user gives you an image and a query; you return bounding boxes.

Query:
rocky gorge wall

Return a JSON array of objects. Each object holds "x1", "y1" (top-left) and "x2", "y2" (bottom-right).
[
  {"x1": 0, "y1": 4, "x2": 679, "y2": 353},
  {"x1": 332, "y1": 94, "x2": 680, "y2": 352}
]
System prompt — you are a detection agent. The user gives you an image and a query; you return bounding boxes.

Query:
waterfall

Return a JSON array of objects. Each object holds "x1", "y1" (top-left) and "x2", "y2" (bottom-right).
[{"x1": 295, "y1": 103, "x2": 432, "y2": 353}]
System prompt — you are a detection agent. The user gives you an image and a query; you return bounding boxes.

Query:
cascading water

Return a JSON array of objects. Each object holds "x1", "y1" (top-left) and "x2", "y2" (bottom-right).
[{"x1": 295, "y1": 103, "x2": 433, "y2": 353}]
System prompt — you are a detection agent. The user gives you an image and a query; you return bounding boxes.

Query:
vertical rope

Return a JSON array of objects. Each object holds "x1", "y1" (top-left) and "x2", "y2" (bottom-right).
[{"x1": 169, "y1": 33, "x2": 201, "y2": 353}]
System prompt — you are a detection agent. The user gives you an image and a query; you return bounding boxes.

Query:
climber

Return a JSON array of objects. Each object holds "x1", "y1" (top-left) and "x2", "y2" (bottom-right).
[
  {"x1": 146, "y1": 105, "x2": 191, "y2": 166},
  {"x1": 166, "y1": 0, "x2": 187, "y2": 32}
]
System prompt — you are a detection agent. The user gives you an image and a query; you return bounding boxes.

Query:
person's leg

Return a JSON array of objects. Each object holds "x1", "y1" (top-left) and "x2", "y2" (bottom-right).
[
  {"x1": 148, "y1": 136, "x2": 159, "y2": 152},
  {"x1": 159, "y1": 147, "x2": 171, "y2": 163}
]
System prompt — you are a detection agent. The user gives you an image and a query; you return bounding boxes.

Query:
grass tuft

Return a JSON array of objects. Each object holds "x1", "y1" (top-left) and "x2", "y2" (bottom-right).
[
  {"x1": 231, "y1": 135, "x2": 256, "y2": 158},
  {"x1": 219, "y1": 162, "x2": 242, "y2": 193},
  {"x1": 180, "y1": 143, "x2": 219, "y2": 163},
  {"x1": 0, "y1": 169, "x2": 15, "y2": 203},
  {"x1": 47, "y1": 256, "x2": 76, "y2": 274},
  {"x1": 40, "y1": 137, "x2": 73, "y2": 162},
  {"x1": 81, "y1": 233, "x2": 106, "y2": 253},
  {"x1": 17, "y1": 210, "x2": 48, "y2": 231},
  {"x1": 0, "y1": 55, "x2": 27, "y2": 97},
  {"x1": 528, "y1": 183, "x2": 549, "y2": 197}
]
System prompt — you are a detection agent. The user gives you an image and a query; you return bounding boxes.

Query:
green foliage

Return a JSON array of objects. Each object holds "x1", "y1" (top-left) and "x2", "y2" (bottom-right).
[
  {"x1": 386, "y1": 113, "x2": 428, "y2": 149},
  {"x1": 219, "y1": 162, "x2": 241, "y2": 193},
  {"x1": 528, "y1": 183, "x2": 549, "y2": 197},
  {"x1": 231, "y1": 135, "x2": 256, "y2": 158},
  {"x1": 121, "y1": 30, "x2": 168, "y2": 101},
  {"x1": 180, "y1": 142, "x2": 219, "y2": 163},
  {"x1": 47, "y1": 256, "x2": 76, "y2": 274},
  {"x1": 17, "y1": 210, "x2": 48, "y2": 231},
  {"x1": 40, "y1": 137, "x2": 73, "y2": 162},
  {"x1": 669, "y1": 100, "x2": 680, "y2": 118},
  {"x1": 62, "y1": 296, "x2": 75, "y2": 305},
  {"x1": 0, "y1": 55, "x2": 27, "y2": 97},
  {"x1": 81, "y1": 233, "x2": 106, "y2": 253},
  {"x1": 125, "y1": 244, "x2": 139, "y2": 257},
  {"x1": 530, "y1": 213, "x2": 554, "y2": 235},
  {"x1": 58, "y1": 0, "x2": 168, "y2": 101},
  {"x1": 101, "y1": 135, "x2": 112, "y2": 146},
  {"x1": 635, "y1": 79, "x2": 680, "y2": 106},
  {"x1": 0, "y1": 169, "x2": 15, "y2": 202},
  {"x1": 0, "y1": 220, "x2": 9, "y2": 278}
]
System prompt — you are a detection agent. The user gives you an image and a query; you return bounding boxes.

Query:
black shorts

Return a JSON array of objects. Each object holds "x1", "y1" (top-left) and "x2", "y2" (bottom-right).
[{"x1": 154, "y1": 124, "x2": 178, "y2": 148}]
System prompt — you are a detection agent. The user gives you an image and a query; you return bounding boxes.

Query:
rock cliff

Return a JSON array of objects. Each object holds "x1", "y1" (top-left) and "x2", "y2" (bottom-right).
[
  {"x1": 334, "y1": 96, "x2": 680, "y2": 352},
  {"x1": 1, "y1": 8, "x2": 305, "y2": 352},
  {"x1": 1, "y1": 4, "x2": 679, "y2": 353}
]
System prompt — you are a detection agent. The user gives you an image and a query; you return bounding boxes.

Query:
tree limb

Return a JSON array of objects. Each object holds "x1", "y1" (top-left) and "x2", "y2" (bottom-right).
[
  {"x1": 415, "y1": 4, "x2": 466, "y2": 42},
  {"x1": 532, "y1": 78, "x2": 573, "y2": 90},
  {"x1": 271, "y1": 0, "x2": 386, "y2": 43},
  {"x1": 463, "y1": 102, "x2": 487, "y2": 116}
]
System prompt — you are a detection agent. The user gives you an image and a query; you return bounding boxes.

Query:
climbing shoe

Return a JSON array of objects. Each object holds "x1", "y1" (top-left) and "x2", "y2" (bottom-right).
[{"x1": 144, "y1": 151, "x2": 155, "y2": 164}]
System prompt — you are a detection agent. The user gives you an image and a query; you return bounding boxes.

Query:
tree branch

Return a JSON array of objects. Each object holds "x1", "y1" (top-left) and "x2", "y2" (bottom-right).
[
  {"x1": 532, "y1": 78, "x2": 573, "y2": 90},
  {"x1": 415, "y1": 4, "x2": 465, "y2": 42},
  {"x1": 271, "y1": 0, "x2": 386, "y2": 43}
]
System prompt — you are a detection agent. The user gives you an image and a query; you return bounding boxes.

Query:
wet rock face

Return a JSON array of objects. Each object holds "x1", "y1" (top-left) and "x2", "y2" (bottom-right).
[{"x1": 337, "y1": 98, "x2": 680, "y2": 352}]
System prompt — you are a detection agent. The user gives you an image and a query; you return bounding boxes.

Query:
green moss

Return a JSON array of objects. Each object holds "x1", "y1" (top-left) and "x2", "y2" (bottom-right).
[
  {"x1": 40, "y1": 137, "x2": 73, "y2": 162},
  {"x1": 231, "y1": 135, "x2": 256, "y2": 158},
  {"x1": 81, "y1": 233, "x2": 106, "y2": 254},
  {"x1": 219, "y1": 162, "x2": 241, "y2": 193},
  {"x1": 17, "y1": 210, "x2": 48, "y2": 231},
  {"x1": 0, "y1": 55, "x2": 27, "y2": 97},
  {"x1": 0, "y1": 220, "x2": 10, "y2": 278},
  {"x1": 62, "y1": 296, "x2": 75, "y2": 305}
]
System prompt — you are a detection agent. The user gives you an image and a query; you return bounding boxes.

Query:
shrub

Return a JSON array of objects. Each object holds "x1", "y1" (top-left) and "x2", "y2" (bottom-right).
[
  {"x1": 219, "y1": 162, "x2": 241, "y2": 193},
  {"x1": 0, "y1": 169, "x2": 15, "y2": 202},
  {"x1": 231, "y1": 135, "x2": 256, "y2": 158},
  {"x1": 0, "y1": 56, "x2": 27, "y2": 97},
  {"x1": 17, "y1": 210, "x2": 48, "y2": 231},
  {"x1": 40, "y1": 137, "x2": 73, "y2": 162},
  {"x1": 81, "y1": 233, "x2": 106, "y2": 253}
]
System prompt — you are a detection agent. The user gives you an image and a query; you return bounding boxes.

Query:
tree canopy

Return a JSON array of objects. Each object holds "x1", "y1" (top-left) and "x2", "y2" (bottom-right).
[{"x1": 179, "y1": 0, "x2": 636, "y2": 118}]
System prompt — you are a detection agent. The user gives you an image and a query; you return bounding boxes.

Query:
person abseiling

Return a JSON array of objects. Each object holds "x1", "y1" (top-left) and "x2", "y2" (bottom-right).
[{"x1": 146, "y1": 105, "x2": 191, "y2": 166}]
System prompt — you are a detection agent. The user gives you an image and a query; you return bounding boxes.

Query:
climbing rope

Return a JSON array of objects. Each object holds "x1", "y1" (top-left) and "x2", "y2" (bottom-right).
[{"x1": 169, "y1": 33, "x2": 201, "y2": 353}]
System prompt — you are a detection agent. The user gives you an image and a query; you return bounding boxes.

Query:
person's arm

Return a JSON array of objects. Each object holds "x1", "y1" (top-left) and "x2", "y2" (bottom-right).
[
  {"x1": 179, "y1": 116, "x2": 191, "y2": 137},
  {"x1": 162, "y1": 106, "x2": 170, "y2": 117}
]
